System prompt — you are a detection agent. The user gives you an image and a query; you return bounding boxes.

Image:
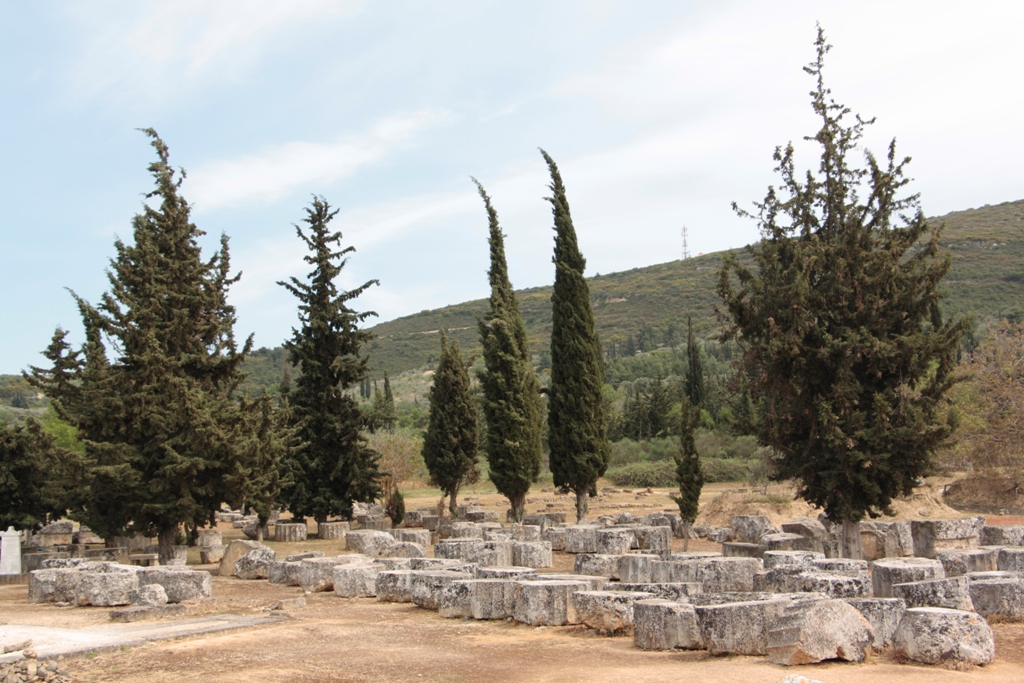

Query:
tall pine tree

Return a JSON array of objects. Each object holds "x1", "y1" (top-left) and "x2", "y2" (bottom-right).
[
  {"x1": 473, "y1": 179, "x2": 543, "y2": 523},
  {"x1": 717, "y1": 29, "x2": 967, "y2": 555},
  {"x1": 542, "y1": 149, "x2": 608, "y2": 522},
  {"x1": 29, "y1": 130, "x2": 268, "y2": 562},
  {"x1": 423, "y1": 331, "x2": 479, "y2": 516},
  {"x1": 279, "y1": 196, "x2": 381, "y2": 524}
]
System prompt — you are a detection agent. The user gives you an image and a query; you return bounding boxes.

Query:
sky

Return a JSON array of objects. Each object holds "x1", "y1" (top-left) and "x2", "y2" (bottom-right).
[{"x1": 2, "y1": 1, "x2": 1022, "y2": 374}]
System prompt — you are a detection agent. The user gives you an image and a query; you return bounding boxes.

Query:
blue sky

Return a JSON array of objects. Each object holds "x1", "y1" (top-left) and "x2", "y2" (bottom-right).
[{"x1": 2, "y1": 1, "x2": 1022, "y2": 374}]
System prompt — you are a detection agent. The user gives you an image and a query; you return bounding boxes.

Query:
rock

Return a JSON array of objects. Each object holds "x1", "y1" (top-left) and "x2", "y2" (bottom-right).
[
  {"x1": 137, "y1": 568, "x2": 211, "y2": 602},
  {"x1": 936, "y1": 548, "x2": 998, "y2": 576},
  {"x1": 871, "y1": 557, "x2": 945, "y2": 598},
  {"x1": 299, "y1": 557, "x2": 362, "y2": 592},
  {"x1": 218, "y1": 540, "x2": 266, "y2": 576},
  {"x1": 434, "y1": 538, "x2": 485, "y2": 561},
  {"x1": 196, "y1": 529, "x2": 222, "y2": 547},
  {"x1": 513, "y1": 580, "x2": 590, "y2": 626},
  {"x1": 512, "y1": 541, "x2": 553, "y2": 568},
  {"x1": 892, "y1": 576, "x2": 973, "y2": 611},
  {"x1": 108, "y1": 604, "x2": 187, "y2": 622},
  {"x1": 695, "y1": 598, "x2": 794, "y2": 655},
  {"x1": 633, "y1": 599, "x2": 704, "y2": 650},
  {"x1": 534, "y1": 573, "x2": 608, "y2": 590},
  {"x1": 911, "y1": 517, "x2": 984, "y2": 559},
  {"x1": 39, "y1": 520, "x2": 74, "y2": 534},
  {"x1": 437, "y1": 579, "x2": 476, "y2": 618},
  {"x1": 573, "y1": 554, "x2": 621, "y2": 579},
  {"x1": 766, "y1": 599, "x2": 873, "y2": 665},
  {"x1": 809, "y1": 558, "x2": 868, "y2": 576},
  {"x1": 199, "y1": 545, "x2": 226, "y2": 564},
  {"x1": 73, "y1": 571, "x2": 138, "y2": 606},
  {"x1": 844, "y1": 597, "x2": 906, "y2": 648},
  {"x1": 595, "y1": 527, "x2": 636, "y2": 554},
  {"x1": 618, "y1": 553, "x2": 661, "y2": 583},
  {"x1": 781, "y1": 517, "x2": 830, "y2": 542},
  {"x1": 385, "y1": 542, "x2": 427, "y2": 558},
  {"x1": 512, "y1": 525, "x2": 542, "y2": 542},
  {"x1": 410, "y1": 570, "x2": 474, "y2": 610},
  {"x1": 286, "y1": 551, "x2": 325, "y2": 562},
  {"x1": 698, "y1": 557, "x2": 763, "y2": 593},
  {"x1": 997, "y1": 547, "x2": 1024, "y2": 573},
  {"x1": 345, "y1": 530, "x2": 398, "y2": 557},
  {"x1": 273, "y1": 597, "x2": 307, "y2": 610},
  {"x1": 760, "y1": 533, "x2": 816, "y2": 553},
  {"x1": 968, "y1": 577, "x2": 1024, "y2": 620},
  {"x1": 981, "y1": 525, "x2": 1024, "y2": 546},
  {"x1": 469, "y1": 578, "x2": 520, "y2": 619},
  {"x1": 563, "y1": 526, "x2": 599, "y2": 553},
  {"x1": 753, "y1": 567, "x2": 806, "y2": 594},
  {"x1": 731, "y1": 515, "x2": 775, "y2": 543},
  {"x1": 267, "y1": 561, "x2": 298, "y2": 585},
  {"x1": 707, "y1": 527, "x2": 735, "y2": 543},
  {"x1": 544, "y1": 526, "x2": 567, "y2": 551},
  {"x1": 633, "y1": 526, "x2": 672, "y2": 555},
  {"x1": 451, "y1": 522, "x2": 485, "y2": 539},
  {"x1": 28, "y1": 569, "x2": 61, "y2": 603},
  {"x1": 893, "y1": 607, "x2": 995, "y2": 666},
  {"x1": 233, "y1": 546, "x2": 276, "y2": 580},
  {"x1": 474, "y1": 566, "x2": 538, "y2": 580},
  {"x1": 374, "y1": 569, "x2": 414, "y2": 602},
  {"x1": 318, "y1": 521, "x2": 349, "y2": 541},
  {"x1": 613, "y1": 582, "x2": 702, "y2": 602},
  {"x1": 799, "y1": 572, "x2": 872, "y2": 598},
  {"x1": 722, "y1": 542, "x2": 763, "y2": 558},
  {"x1": 390, "y1": 529, "x2": 431, "y2": 546},
  {"x1": 762, "y1": 551, "x2": 825, "y2": 570},
  {"x1": 466, "y1": 540, "x2": 514, "y2": 567},
  {"x1": 572, "y1": 590, "x2": 655, "y2": 634},
  {"x1": 128, "y1": 584, "x2": 168, "y2": 606},
  {"x1": 409, "y1": 557, "x2": 466, "y2": 570}
]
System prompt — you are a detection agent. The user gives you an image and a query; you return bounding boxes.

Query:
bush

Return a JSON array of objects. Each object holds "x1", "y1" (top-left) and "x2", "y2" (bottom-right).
[
  {"x1": 702, "y1": 458, "x2": 752, "y2": 483},
  {"x1": 605, "y1": 460, "x2": 677, "y2": 488}
]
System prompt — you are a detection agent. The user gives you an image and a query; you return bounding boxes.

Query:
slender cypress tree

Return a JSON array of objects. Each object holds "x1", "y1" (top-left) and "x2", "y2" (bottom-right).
[
  {"x1": 422, "y1": 331, "x2": 479, "y2": 516},
  {"x1": 372, "y1": 372, "x2": 398, "y2": 433},
  {"x1": 684, "y1": 316, "x2": 706, "y2": 407},
  {"x1": 717, "y1": 29, "x2": 967, "y2": 555},
  {"x1": 279, "y1": 196, "x2": 381, "y2": 524},
  {"x1": 542, "y1": 149, "x2": 608, "y2": 522},
  {"x1": 473, "y1": 178, "x2": 543, "y2": 523},
  {"x1": 671, "y1": 397, "x2": 703, "y2": 551}
]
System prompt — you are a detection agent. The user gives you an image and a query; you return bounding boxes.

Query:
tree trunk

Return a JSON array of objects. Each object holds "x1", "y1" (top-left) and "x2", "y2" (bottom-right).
[
  {"x1": 255, "y1": 525, "x2": 264, "y2": 542},
  {"x1": 683, "y1": 522, "x2": 690, "y2": 552},
  {"x1": 575, "y1": 490, "x2": 589, "y2": 523},
  {"x1": 507, "y1": 494, "x2": 526, "y2": 524},
  {"x1": 449, "y1": 487, "x2": 459, "y2": 518},
  {"x1": 841, "y1": 519, "x2": 862, "y2": 560},
  {"x1": 157, "y1": 526, "x2": 178, "y2": 566}
]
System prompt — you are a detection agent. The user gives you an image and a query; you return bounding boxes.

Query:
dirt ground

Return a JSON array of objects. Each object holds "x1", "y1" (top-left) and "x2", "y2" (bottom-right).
[{"x1": 4, "y1": 478, "x2": 1020, "y2": 682}]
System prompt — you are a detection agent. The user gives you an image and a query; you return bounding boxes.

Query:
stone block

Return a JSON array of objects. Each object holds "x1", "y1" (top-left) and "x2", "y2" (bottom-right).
[
  {"x1": 572, "y1": 590, "x2": 655, "y2": 634},
  {"x1": 596, "y1": 528, "x2": 635, "y2": 554},
  {"x1": 911, "y1": 517, "x2": 984, "y2": 559},
  {"x1": 512, "y1": 525, "x2": 542, "y2": 542},
  {"x1": 421, "y1": 514, "x2": 440, "y2": 531},
  {"x1": 534, "y1": 573, "x2": 607, "y2": 590},
  {"x1": 199, "y1": 545, "x2": 226, "y2": 564},
  {"x1": 434, "y1": 538, "x2": 485, "y2": 561},
  {"x1": 267, "y1": 561, "x2": 297, "y2": 585},
  {"x1": 475, "y1": 566, "x2": 537, "y2": 581},
  {"x1": 892, "y1": 576, "x2": 973, "y2": 611},
  {"x1": 196, "y1": 529, "x2": 222, "y2": 547},
  {"x1": 298, "y1": 557, "x2": 358, "y2": 592},
  {"x1": 333, "y1": 563, "x2": 385, "y2": 597},
  {"x1": 766, "y1": 599, "x2": 873, "y2": 665},
  {"x1": 707, "y1": 527, "x2": 734, "y2": 543},
  {"x1": 859, "y1": 525, "x2": 888, "y2": 562},
  {"x1": 809, "y1": 558, "x2": 868, "y2": 576},
  {"x1": 997, "y1": 547, "x2": 1024, "y2": 573},
  {"x1": 109, "y1": 604, "x2": 187, "y2": 622},
  {"x1": 844, "y1": 597, "x2": 906, "y2": 648},
  {"x1": 385, "y1": 542, "x2": 426, "y2": 558},
  {"x1": 410, "y1": 570, "x2": 474, "y2": 610},
  {"x1": 563, "y1": 526, "x2": 598, "y2": 554},
  {"x1": 752, "y1": 567, "x2": 805, "y2": 593},
  {"x1": 893, "y1": 607, "x2": 995, "y2": 666},
  {"x1": 695, "y1": 598, "x2": 792, "y2": 655},
  {"x1": 437, "y1": 579, "x2": 475, "y2": 618},
  {"x1": 513, "y1": 580, "x2": 590, "y2": 626},
  {"x1": 871, "y1": 557, "x2": 944, "y2": 598},
  {"x1": 403, "y1": 511, "x2": 424, "y2": 527},
  {"x1": 883, "y1": 521, "x2": 914, "y2": 558},
  {"x1": 574, "y1": 553, "x2": 621, "y2": 579},
  {"x1": 374, "y1": 557, "x2": 412, "y2": 570},
  {"x1": 722, "y1": 542, "x2": 763, "y2": 558},
  {"x1": 374, "y1": 569, "x2": 414, "y2": 602},
  {"x1": 466, "y1": 510, "x2": 499, "y2": 523},
  {"x1": 274, "y1": 522, "x2": 308, "y2": 543},
  {"x1": 544, "y1": 527, "x2": 567, "y2": 551},
  {"x1": 73, "y1": 571, "x2": 138, "y2": 606},
  {"x1": 936, "y1": 548, "x2": 998, "y2": 577},
  {"x1": 799, "y1": 572, "x2": 871, "y2": 598},
  {"x1": 218, "y1": 540, "x2": 266, "y2": 576},
  {"x1": 286, "y1": 551, "x2": 325, "y2": 562},
  {"x1": 345, "y1": 530, "x2": 397, "y2": 558},
  {"x1": 968, "y1": 577, "x2": 1024, "y2": 620},
  {"x1": 760, "y1": 533, "x2": 816, "y2": 553},
  {"x1": 318, "y1": 521, "x2": 349, "y2": 540},
  {"x1": 619, "y1": 553, "x2": 661, "y2": 583},
  {"x1": 451, "y1": 522, "x2": 485, "y2": 539},
  {"x1": 512, "y1": 541, "x2": 552, "y2": 568},
  {"x1": 233, "y1": 546, "x2": 276, "y2": 580},
  {"x1": 633, "y1": 599, "x2": 704, "y2": 650},
  {"x1": 981, "y1": 525, "x2": 1024, "y2": 546},
  {"x1": 129, "y1": 584, "x2": 168, "y2": 606},
  {"x1": 781, "y1": 517, "x2": 829, "y2": 542},
  {"x1": 474, "y1": 540, "x2": 515, "y2": 567},
  {"x1": 28, "y1": 569, "x2": 59, "y2": 603},
  {"x1": 698, "y1": 557, "x2": 763, "y2": 593},
  {"x1": 762, "y1": 551, "x2": 825, "y2": 570},
  {"x1": 409, "y1": 557, "x2": 465, "y2": 570},
  {"x1": 731, "y1": 515, "x2": 775, "y2": 544},
  {"x1": 470, "y1": 578, "x2": 519, "y2": 619},
  {"x1": 390, "y1": 529, "x2": 431, "y2": 546},
  {"x1": 614, "y1": 582, "x2": 702, "y2": 602},
  {"x1": 137, "y1": 567, "x2": 211, "y2": 602},
  {"x1": 633, "y1": 526, "x2": 672, "y2": 555}
]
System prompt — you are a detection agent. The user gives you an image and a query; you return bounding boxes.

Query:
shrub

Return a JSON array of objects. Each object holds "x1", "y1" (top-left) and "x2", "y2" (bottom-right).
[{"x1": 605, "y1": 460, "x2": 677, "y2": 488}]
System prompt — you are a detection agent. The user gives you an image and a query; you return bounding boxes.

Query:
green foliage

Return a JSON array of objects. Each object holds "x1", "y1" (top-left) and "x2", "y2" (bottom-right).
[
  {"x1": 0, "y1": 417, "x2": 79, "y2": 529},
  {"x1": 474, "y1": 179, "x2": 543, "y2": 522},
  {"x1": 683, "y1": 317, "x2": 706, "y2": 406},
  {"x1": 717, "y1": 30, "x2": 968, "y2": 523},
  {"x1": 423, "y1": 331, "x2": 479, "y2": 516},
  {"x1": 386, "y1": 486, "x2": 405, "y2": 526},
  {"x1": 370, "y1": 372, "x2": 398, "y2": 433},
  {"x1": 604, "y1": 460, "x2": 676, "y2": 488},
  {"x1": 671, "y1": 397, "x2": 703, "y2": 526},
  {"x1": 543, "y1": 149, "x2": 609, "y2": 521},
  {"x1": 278, "y1": 196, "x2": 381, "y2": 522}
]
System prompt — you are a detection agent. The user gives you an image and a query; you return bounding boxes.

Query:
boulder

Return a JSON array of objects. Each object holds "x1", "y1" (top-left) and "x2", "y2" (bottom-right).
[
  {"x1": 563, "y1": 526, "x2": 599, "y2": 554},
  {"x1": 981, "y1": 525, "x2": 1024, "y2": 547},
  {"x1": 573, "y1": 554, "x2": 621, "y2": 579},
  {"x1": 513, "y1": 580, "x2": 590, "y2": 626},
  {"x1": 893, "y1": 607, "x2": 995, "y2": 666},
  {"x1": 199, "y1": 545, "x2": 226, "y2": 564},
  {"x1": 137, "y1": 567, "x2": 211, "y2": 602},
  {"x1": 935, "y1": 548, "x2": 998, "y2": 577},
  {"x1": 374, "y1": 569, "x2": 414, "y2": 602},
  {"x1": 512, "y1": 541, "x2": 552, "y2": 568},
  {"x1": 613, "y1": 582, "x2": 702, "y2": 602},
  {"x1": 218, "y1": 540, "x2": 267, "y2": 577},
  {"x1": 844, "y1": 597, "x2": 906, "y2": 648},
  {"x1": 345, "y1": 530, "x2": 398, "y2": 558},
  {"x1": 766, "y1": 599, "x2": 873, "y2": 665},
  {"x1": 871, "y1": 557, "x2": 944, "y2": 598},
  {"x1": 596, "y1": 528, "x2": 636, "y2": 554},
  {"x1": 695, "y1": 598, "x2": 794, "y2": 655},
  {"x1": 129, "y1": 584, "x2": 168, "y2": 606},
  {"x1": 731, "y1": 515, "x2": 775, "y2": 544},
  {"x1": 633, "y1": 599, "x2": 704, "y2": 650},
  {"x1": 572, "y1": 590, "x2": 655, "y2": 634},
  {"x1": 233, "y1": 546, "x2": 276, "y2": 580},
  {"x1": 799, "y1": 572, "x2": 871, "y2": 598},
  {"x1": 911, "y1": 517, "x2": 984, "y2": 559},
  {"x1": 892, "y1": 576, "x2": 973, "y2": 611}
]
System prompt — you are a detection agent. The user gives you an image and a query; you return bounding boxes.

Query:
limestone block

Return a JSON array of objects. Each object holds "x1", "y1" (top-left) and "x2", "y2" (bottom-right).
[
  {"x1": 434, "y1": 538, "x2": 485, "y2": 561},
  {"x1": 722, "y1": 542, "x2": 763, "y2": 558},
  {"x1": 698, "y1": 557, "x2": 763, "y2": 593},
  {"x1": 762, "y1": 551, "x2": 825, "y2": 570},
  {"x1": 73, "y1": 571, "x2": 138, "y2": 606},
  {"x1": 981, "y1": 525, "x2": 1024, "y2": 547},
  {"x1": 596, "y1": 528, "x2": 635, "y2": 555},
  {"x1": 512, "y1": 541, "x2": 552, "y2": 568},
  {"x1": 196, "y1": 529, "x2": 222, "y2": 547},
  {"x1": 689, "y1": 591, "x2": 788, "y2": 606},
  {"x1": 318, "y1": 521, "x2": 349, "y2": 541},
  {"x1": 470, "y1": 578, "x2": 519, "y2": 619},
  {"x1": 233, "y1": 546, "x2": 276, "y2": 580},
  {"x1": 53, "y1": 568, "x2": 83, "y2": 603},
  {"x1": 574, "y1": 553, "x2": 621, "y2": 579},
  {"x1": 129, "y1": 584, "x2": 168, "y2": 606},
  {"x1": 390, "y1": 529, "x2": 431, "y2": 546},
  {"x1": 668, "y1": 551, "x2": 723, "y2": 561},
  {"x1": 469, "y1": 540, "x2": 514, "y2": 567},
  {"x1": 544, "y1": 527, "x2": 567, "y2": 551},
  {"x1": 475, "y1": 566, "x2": 538, "y2": 581},
  {"x1": 997, "y1": 547, "x2": 1024, "y2": 573},
  {"x1": 911, "y1": 517, "x2": 984, "y2": 559},
  {"x1": 753, "y1": 567, "x2": 805, "y2": 593},
  {"x1": 809, "y1": 558, "x2": 868, "y2": 576},
  {"x1": 535, "y1": 573, "x2": 607, "y2": 590},
  {"x1": 731, "y1": 515, "x2": 775, "y2": 544},
  {"x1": 513, "y1": 525, "x2": 542, "y2": 542},
  {"x1": 633, "y1": 526, "x2": 672, "y2": 555},
  {"x1": 403, "y1": 511, "x2": 424, "y2": 527},
  {"x1": 859, "y1": 525, "x2": 889, "y2": 562},
  {"x1": 385, "y1": 542, "x2": 426, "y2": 558},
  {"x1": 437, "y1": 579, "x2": 476, "y2": 618},
  {"x1": 892, "y1": 576, "x2": 973, "y2": 611},
  {"x1": 781, "y1": 517, "x2": 829, "y2": 542},
  {"x1": 451, "y1": 522, "x2": 485, "y2": 539},
  {"x1": 333, "y1": 564, "x2": 384, "y2": 597},
  {"x1": 760, "y1": 533, "x2": 816, "y2": 553},
  {"x1": 484, "y1": 528, "x2": 514, "y2": 542},
  {"x1": 466, "y1": 510, "x2": 499, "y2": 523},
  {"x1": 572, "y1": 590, "x2": 655, "y2": 634},
  {"x1": 882, "y1": 521, "x2": 914, "y2": 558},
  {"x1": 28, "y1": 569, "x2": 61, "y2": 603},
  {"x1": 513, "y1": 580, "x2": 589, "y2": 626},
  {"x1": 199, "y1": 545, "x2": 226, "y2": 564},
  {"x1": 420, "y1": 514, "x2": 440, "y2": 531},
  {"x1": 844, "y1": 597, "x2": 906, "y2": 648},
  {"x1": 707, "y1": 527, "x2": 734, "y2": 543},
  {"x1": 274, "y1": 522, "x2": 308, "y2": 543},
  {"x1": 892, "y1": 607, "x2": 995, "y2": 666},
  {"x1": 966, "y1": 570, "x2": 1018, "y2": 582},
  {"x1": 345, "y1": 530, "x2": 397, "y2": 558},
  {"x1": 633, "y1": 599, "x2": 704, "y2": 650},
  {"x1": 799, "y1": 572, "x2": 871, "y2": 598},
  {"x1": 267, "y1": 561, "x2": 297, "y2": 585},
  {"x1": 695, "y1": 598, "x2": 792, "y2": 655},
  {"x1": 564, "y1": 526, "x2": 598, "y2": 554},
  {"x1": 109, "y1": 603, "x2": 188, "y2": 622},
  {"x1": 766, "y1": 599, "x2": 873, "y2": 665},
  {"x1": 409, "y1": 557, "x2": 465, "y2": 570},
  {"x1": 286, "y1": 551, "x2": 325, "y2": 562},
  {"x1": 936, "y1": 548, "x2": 998, "y2": 577},
  {"x1": 614, "y1": 582, "x2": 702, "y2": 602},
  {"x1": 218, "y1": 540, "x2": 266, "y2": 576},
  {"x1": 373, "y1": 557, "x2": 412, "y2": 570},
  {"x1": 410, "y1": 570, "x2": 474, "y2": 610},
  {"x1": 137, "y1": 567, "x2": 211, "y2": 602},
  {"x1": 968, "y1": 577, "x2": 1024, "y2": 620},
  {"x1": 619, "y1": 554, "x2": 661, "y2": 583},
  {"x1": 871, "y1": 557, "x2": 944, "y2": 598},
  {"x1": 298, "y1": 557, "x2": 358, "y2": 592},
  {"x1": 374, "y1": 569, "x2": 414, "y2": 602}
]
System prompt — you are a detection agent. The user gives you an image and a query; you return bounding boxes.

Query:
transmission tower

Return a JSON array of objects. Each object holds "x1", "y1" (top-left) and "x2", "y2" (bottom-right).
[{"x1": 682, "y1": 225, "x2": 690, "y2": 260}]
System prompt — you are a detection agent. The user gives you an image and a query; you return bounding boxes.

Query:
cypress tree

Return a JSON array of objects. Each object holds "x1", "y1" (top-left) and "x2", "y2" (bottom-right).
[
  {"x1": 671, "y1": 397, "x2": 703, "y2": 551},
  {"x1": 278, "y1": 196, "x2": 381, "y2": 524},
  {"x1": 684, "y1": 316, "x2": 706, "y2": 407},
  {"x1": 473, "y1": 178, "x2": 543, "y2": 523},
  {"x1": 542, "y1": 149, "x2": 608, "y2": 522},
  {"x1": 0, "y1": 418, "x2": 78, "y2": 529},
  {"x1": 717, "y1": 29, "x2": 967, "y2": 555},
  {"x1": 372, "y1": 372, "x2": 398, "y2": 433},
  {"x1": 422, "y1": 331, "x2": 479, "y2": 516}
]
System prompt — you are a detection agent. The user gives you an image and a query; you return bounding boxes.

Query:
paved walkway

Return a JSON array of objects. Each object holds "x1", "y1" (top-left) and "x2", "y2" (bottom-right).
[{"x1": 0, "y1": 613, "x2": 286, "y2": 663}]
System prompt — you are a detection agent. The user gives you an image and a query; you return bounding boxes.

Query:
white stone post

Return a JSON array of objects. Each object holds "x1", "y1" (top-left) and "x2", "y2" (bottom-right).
[{"x1": 0, "y1": 526, "x2": 22, "y2": 575}]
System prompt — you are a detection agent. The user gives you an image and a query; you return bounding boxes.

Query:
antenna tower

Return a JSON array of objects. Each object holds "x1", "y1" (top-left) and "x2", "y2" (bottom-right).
[{"x1": 682, "y1": 225, "x2": 690, "y2": 260}]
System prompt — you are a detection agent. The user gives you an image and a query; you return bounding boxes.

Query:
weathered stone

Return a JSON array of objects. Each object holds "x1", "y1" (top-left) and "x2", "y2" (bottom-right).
[
  {"x1": 409, "y1": 557, "x2": 466, "y2": 570},
  {"x1": 781, "y1": 517, "x2": 829, "y2": 543},
  {"x1": 196, "y1": 529, "x2": 222, "y2": 547},
  {"x1": 698, "y1": 557, "x2": 763, "y2": 593},
  {"x1": 563, "y1": 526, "x2": 599, "y2": 554},
  {"x1": 859, "y1": 524, "x2": 889, "y2": 562},
  {"x1": 544, "y1": 527, "x2": 567, "y2": 551},
  {"x1": 707, "y1": 527, "x2": 734, "y2": 543},
  {"x1": 722, "y1": 542, "x2": 763, "y2": 558},
  {"x1": 760, "y1": 533, "x2": 815, "y2": 553},
  {"x1": 512, "y1": 541, "x2": 552, "y2": 568},
  {"x1": 374, "y1": 569, "x2": 414, "y2": 602},
  {"x1": 137, "y1": 567, "x2": 211, "y2": 602},
  {"x1": 199, "y1": 545, "x2": 226, "y2": 564},
  {"x1": 73, "y1": 571, "x2": 138, "y2": 606},
  {"x1": 273, "y1": 597, "x2": 307, "y2": 610},
  {"x1": 109, "y1": 604, "x2": 187, "y2": 622},
  {"x1": 28, "y1": 569, "x2": 60, "y2": 603},
  {"x1": 466, "y1": 510, "x2": 499, "y2": 523},
  {"x1": 318, "y1": 521, "x2": 349, "y2": 541},
  {"x1": 410, "y1": 570, "x2": 474, "y2": 610},
  {"x1": 474, "y1": 566, "x2": 537, "y2": 581},
  {"x1": 767, "y1": 599, "x2": 873, "y2": 665},
  {"x1": 385, "y1": 542, "x2": 426, "y2": 558},
  {"x1": 298, "y1": 557, "x2": 357, "y2": 592},
  {"x1": 969, "y1": 577, "x2": 1024, "y2": 620},
  {"x1": 753, "y1": 567, "x2": 806, "y2": 593},
  {"x1": 844, "y1": 597, "x2": 906, "y2": 648},
  {"x1": 437, "y1": 579, "x2": 477, "y2": 618},
  {"x1": 403, "y1": 510, "x2": 425, "y2": 527},
  {"x1": 39, "y1": 520, "x2": 74, "y2": 534},
  {"x1": 695, "y1": 598, "x2": 793, "y2": 655},
  {"x1": 374, "y1": 557, "x2": 412, "y2": 570},
  {"x1": 233, "y1": 546, "x2": 276, "y2": 580},
  {"x1": 420, "y1": 514, "x2": 440, "y2": 531},
  {"x1": 218, "y1": 540, "x2": 266, "y2": 576},
  {"x1": 618, "y1": 553, "x2": 660, "y2": 583},
  {"x1": 731, "y1": 515, "x2": 775, "y2": 544},
  {"x1": 690, "y1": 591, "x2": 800, "y2": 606},
  {"x1": 267, "y1": 561, "x2": 297, "y2": 585},
  {"x1": 574, "y1": 553, "x2": 621, "y2": 579},
  {"x1": 469, "y1": 578, "x2": 519, "y2": 619},
  {"x1": 633, "y1": 526, "x2": 672, "y2": 555},
  {"x1": 534, "y1": 573, "x2": 608, "y2": 590},
  {"x1": 936, "y1": 548, "x2": 998, "y2": 577},
  {"x1": 329, "y1": 563, "x2": 381, "y2": 597},
  {"x1": 997, "y1": 547, "x2": 1024, "y2": 573},
  {"x1": 892, "y1": 576, "x2": 973, "y2": 611},
  {"x1": 596, "y1": 528, "x2": 635, "y2": 554},
  {"x1": 633, "y1": 599, "x2": 704, "y2": 650},
  {"x1": 513, "y1": 580, "x2": 590, "y2": 626},
  {"x1": 762, "y1": 551, "x2": 825, "y2": 570},
  {"x1": 614, "y1": 582, "x2": 701, "y2": 602},
  {"x1": 273, "y1": 522, "x2": 307, "y2": 543},
  {"x1": 572, "y1": 590, "x2": 655, "y2": 634},
  {"x1": 871, "y1": 557, "x2": 944, "y2": 598},
  {"x1": 451, "y1": 522, "x2": 485, "y2": 539},
  {"x1": 911, "y1": 517, "x2": 984, "y2": 559},
  {"x1": 434, "y1": 538, "x2": 485, "y2": 561},
  {"x1": 345, "y1": 530, "x2": 398, "y2": 558},
  {"x1": 128, "y1": 584, "x2": 168, "y2": 606},
  {"x1": 464, "y1": 540, "x2": 513, "y2": 567},
  {"x1": 884, "y1": 521, "x2": 914, "y2": 558},
  {"x1": 799, "y1": 572, "x2": 871, "y2": 598},
  {"x1": 981, "y1": 525, "x2": 1024, "y2": 547},
  {"x1": 511, "y1": 525, "x2": 542, "y2": 542},
  {"x1": 893, "y1": 607, "x2": 995, "y2": 665},
  {"x1": 809, "y1": 558, "x2": 868, "y2": 576},
  {"x1": 390, "y1": 529, "x2": 431, "y2": 546}
]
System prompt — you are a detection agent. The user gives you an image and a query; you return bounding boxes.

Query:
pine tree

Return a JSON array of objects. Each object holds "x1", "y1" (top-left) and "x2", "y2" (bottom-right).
[
  {"x1": 683, "y1": 316, "x2": 706, "y2": 406},
  {"x1": 423, "y1": 331, "x2": 479, "y2": 516},
  {"x1": 278, "y1": 196, "x2": 381, "y2": 524},
  {"x1": 372, "y1": 372, "x2": 398, "y2": 433},
  {"x1": 717, "y1": 29, "x2": 967, "y2": 555},
  {"x1": 542, "y1": 149, "x2": 608, "y2": 522},
  {"x1": 473, "y1": 178, "x2": 543, "y2": 522},
  {"x1": 28, "y1": 131, "x2": 269, "y2": 562},
  {"x1": 671, "y1": 397, "x2": 703, "y2": 551},
  {"x1": 0, "y1": 418, "x2": 78, "y2": 529}
]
